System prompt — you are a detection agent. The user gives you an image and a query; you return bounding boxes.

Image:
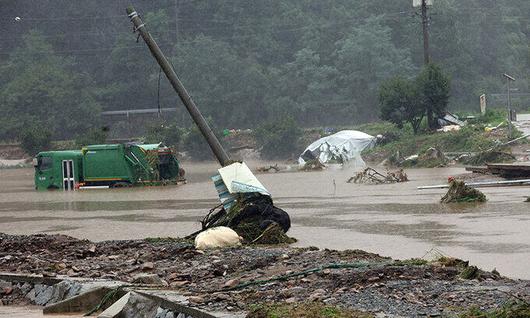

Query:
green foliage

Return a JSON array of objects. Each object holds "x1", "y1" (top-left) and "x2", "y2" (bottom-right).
[
  {"x1": 0, "y1": 31, "x2": 101, "y2": 141},
  {"x1": 417, "y1": 63, "x2": 451, "y2": 130},
  {"x1": 143, "y1": 121, "x2": 184, "y2": 148},
  {"x1": 0, "y1": 1, "x2": 529, "y2": 143},
  {"x1": 19, "y1": 124, "x2": 53, "y2": 156},
  {"x1": 75, "y1": 127, "x2": 108, "y2": 147},
  {"x1": 472, "y1": 109, "x2": 507, "y2": 126},
  {"x1": 459, "y1": 301, "x2": 530, "y2": 318},
  {"x1": 379, "y1": 77, "x2": 423, "y2": 133},
  {"x1": 362, "y1": 122, "x2": 502, "y2": 164},
  {"x1": 182, "y1": 125, "x2": 218, "y2": 161},
  {"x1": 254, "y1": 116, "x2": 302, "y2": 160}
]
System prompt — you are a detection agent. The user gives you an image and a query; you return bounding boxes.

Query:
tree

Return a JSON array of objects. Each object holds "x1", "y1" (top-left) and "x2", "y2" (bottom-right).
[
  {"x1": 254, "y1": 116, "x2": 302, "y2": 159},
  {"x1": 20, "y1": 125, "x2": 53, "y2": 156},
  {"x1": 379, "y1": 77, "x2": 423, "y2": 134},
  {"x1": 416, "y1": 63, "x2": 450, "y2": 130},
  {"x1": 334, "y1": 16, "x2": 415, "y2": 121},
  {"x1": 0, "y1": 31, "x2": 101, "y2": 141}
]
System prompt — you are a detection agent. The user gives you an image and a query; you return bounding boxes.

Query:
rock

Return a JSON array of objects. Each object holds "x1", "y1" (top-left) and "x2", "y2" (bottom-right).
[
  {"x1": 309, "y1": 288, "x2": 326, "y2": 301},
  {"x1": 165, "y1": 312, "x2": 175, "y2": 318},
  {"x1": 155, "y1": 307, "x2": 168, "y2": 318},
  {"x1": 66, "y1": 282, "x2": 82, "y2": 298},
  {"x1": 20, "y1": 283, "x2": 32, "y2": 295},
  {"x1": 188, "y1": 296, "x2": 205, "y2": 304},
  {"x1": 285, "y1": 297, "x2": 297, "y2": 303},
  {"x1": 49, "y1": 280, "x2": 73, "y2": 304},
  {"x1": 2, "y1": 287, "x2": 13, "y2": 295},
  {"x1": 214, "y1": 293, "x2": 231, "y2": 301},
  {"x1": 34, "y1": 284, "x2": 53, "y2": 306},
  {"x1": 142, "y1": 262, "x2": 155, "y2": 270},
  {"x1": 132, "y1": 273, "x2": 167, "y2": 285},
  {"x1": 108, "y1": 255, "x2": 121, "y2": 260},
  {"x1": 170, "y1": 281, "x2": 189, "y2": 288},
  {"x1": 120, "y1": 292, "x2": 158, "y2": 318},
  {"x1": 176, "y1": 313, "x2": 186, "y2": 318},
  {"x1": 54, "y1": 263, "x2": 67, "y2": 270},
  {"x1": 223, "y1": 279, "x2": 240, "y2": 289},
  {"x1": 25, "y1": 288, "x2": 36, "y2": 302},
  {"x1": 88, "y1": 245, "x2": 96, "y2": 253}
]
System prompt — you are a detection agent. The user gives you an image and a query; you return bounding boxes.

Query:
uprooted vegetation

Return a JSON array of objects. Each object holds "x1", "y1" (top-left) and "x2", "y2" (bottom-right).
[
  {"x1": 347, "y1": 167, "x2": 408, "y2": 184},
  {"x1": 441, "y1": 180, "x2": 487, "y2": 203}
]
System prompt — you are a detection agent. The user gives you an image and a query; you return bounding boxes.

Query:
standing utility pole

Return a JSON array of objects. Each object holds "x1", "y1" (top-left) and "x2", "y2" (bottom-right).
[
  {"x1": 421, "y1": 0, "x2": 430, "y2": 65},
  {"x1": 503, "y1": 73, "x2": 516, "y2": 138},
  {"x1": 126, "y1": 6, "x2": 231, "y2": 167}
]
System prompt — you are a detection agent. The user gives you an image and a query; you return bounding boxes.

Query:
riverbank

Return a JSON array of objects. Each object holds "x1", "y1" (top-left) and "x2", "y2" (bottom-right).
[{"x1": 0, "y1": 233, "x2": 528, "y2": 317}]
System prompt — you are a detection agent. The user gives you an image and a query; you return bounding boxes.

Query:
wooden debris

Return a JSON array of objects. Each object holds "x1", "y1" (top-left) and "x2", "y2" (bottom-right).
[
  {"x1": 347, "y1": 168, "x2": 408, "y2": 184},
  {"x1": 440, "y1": 180, "x2": 486, "y2": 203}
]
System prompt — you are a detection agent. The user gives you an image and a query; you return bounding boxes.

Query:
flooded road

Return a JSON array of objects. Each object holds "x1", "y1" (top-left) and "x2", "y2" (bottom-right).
[{"x1": 0, "y1": 162, "x2": 529, "y2": 279}]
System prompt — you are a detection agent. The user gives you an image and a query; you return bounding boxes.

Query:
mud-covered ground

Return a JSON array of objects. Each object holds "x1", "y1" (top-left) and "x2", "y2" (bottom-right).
[{"x1": 0, "y1": 233, "x2": 528, "y2": 317}]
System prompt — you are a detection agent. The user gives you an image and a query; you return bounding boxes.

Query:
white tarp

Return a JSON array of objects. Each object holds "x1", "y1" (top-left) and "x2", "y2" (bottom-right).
[
  {"x1": 217, "y1": 162, "x2": 270, "y2": 196},
  {"x1": 213, "y1": 162, "x2": 270, "y2": 211},
  {"x1": 298, "y1": 130, "x2": 376, "y2": 168}
]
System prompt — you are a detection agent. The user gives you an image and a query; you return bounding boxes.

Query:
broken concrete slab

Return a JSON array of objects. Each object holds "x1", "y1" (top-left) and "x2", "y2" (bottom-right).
[
  {"x1": 98, "y1": 291, "x2": 131, "y2": 318},
  {"x1": 43, "y1": 286, "x2": 122, "y2": 314}
]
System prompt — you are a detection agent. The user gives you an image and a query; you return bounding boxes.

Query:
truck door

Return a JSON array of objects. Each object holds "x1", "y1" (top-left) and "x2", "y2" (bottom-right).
[{"x1": 62, "y1": 160, "x2": 75, "y2": 191}]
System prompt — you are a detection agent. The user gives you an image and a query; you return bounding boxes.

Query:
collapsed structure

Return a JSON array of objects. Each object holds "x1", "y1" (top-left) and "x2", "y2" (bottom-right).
[{"x1": 298, "y1": 130, "x2": 376, "y2": 168}]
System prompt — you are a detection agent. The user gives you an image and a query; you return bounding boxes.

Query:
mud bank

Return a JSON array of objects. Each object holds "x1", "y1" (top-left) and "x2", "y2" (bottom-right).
[{"x1": 0, "y1": 233, "x2": 528, "y2": 317}]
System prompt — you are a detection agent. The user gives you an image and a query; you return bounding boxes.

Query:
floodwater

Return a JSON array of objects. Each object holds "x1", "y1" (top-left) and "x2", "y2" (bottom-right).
[{"x1": 0, "y1": 162, "x2": 529, "y2": 280}]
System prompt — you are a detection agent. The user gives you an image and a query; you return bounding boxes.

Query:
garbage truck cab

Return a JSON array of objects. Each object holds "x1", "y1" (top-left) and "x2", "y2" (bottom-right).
[{"x1": 34, "y1": 151, "x2": 82, "y2": 190}]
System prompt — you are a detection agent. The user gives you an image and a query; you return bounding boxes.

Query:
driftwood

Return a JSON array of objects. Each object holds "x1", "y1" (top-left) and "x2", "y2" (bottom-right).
[
  {"x1": 440, "y1": 180, "x2": 487, "y2": 203},
  {"x1": 347, "y1": 167, "x2": 408, "y2": 184}
]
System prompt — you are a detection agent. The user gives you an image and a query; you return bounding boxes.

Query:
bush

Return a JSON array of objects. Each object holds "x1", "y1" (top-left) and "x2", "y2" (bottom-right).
[
  {"x1": 254, "y1": 116, "x2": 302, "y2": 159},
  {"x1": 182, "y1": 125, "x2": 221, "y2": 161},
  {"x1": 143, "y1": 121, "x2": 184, "y2": 148},
  {"x1": 75, "y1": 127, "x2": 108, "y2": 147},
  {"x1": 19, "y1": 125, "x2": 53, "y2": 156}
]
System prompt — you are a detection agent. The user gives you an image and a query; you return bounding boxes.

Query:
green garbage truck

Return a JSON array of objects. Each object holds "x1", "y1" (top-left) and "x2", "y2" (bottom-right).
[{"x1": 34, "y1": 143, "x2": 184, "y2": 190}]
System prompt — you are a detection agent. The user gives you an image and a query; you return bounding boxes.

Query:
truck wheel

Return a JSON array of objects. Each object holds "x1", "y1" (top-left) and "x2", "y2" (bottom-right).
[{"x1": 111, "y1": 182, "x2": 131, "y2": 188}]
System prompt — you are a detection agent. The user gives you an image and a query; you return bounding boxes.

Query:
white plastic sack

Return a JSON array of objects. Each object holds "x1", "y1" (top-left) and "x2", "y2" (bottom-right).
[
  {"x1": 298, "y1": 130, "x2": 375, "y2": 168},
  {"x1": 195, "y1": 226, "x2": 242, "y2": 250}
]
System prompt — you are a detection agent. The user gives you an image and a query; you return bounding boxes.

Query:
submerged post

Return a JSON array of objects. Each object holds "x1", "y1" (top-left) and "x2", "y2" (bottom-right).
[{"x1": 126, "y1": 6, "x2": 230, "y2": 166}]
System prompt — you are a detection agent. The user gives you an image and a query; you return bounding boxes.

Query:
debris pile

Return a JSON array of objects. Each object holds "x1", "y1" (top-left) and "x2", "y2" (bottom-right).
[
  {"x1": 200, "y1": 195, "x2": 292, "y2": 244},
  {"x1": 440, "y1": 179, "x2": 487, "y2": 203},
  {"x1": 347, "y1": 167, "x2": 408, "y2": 184},
  {"x1": 0, "y1": 233, "x2": 528, "y2": 317},
  {"x1": 463, "y1": 150, "x2": 516, "y2": 165},
  {"x1": 299, "y1": 159, "x2": 325, "y2": 171}
]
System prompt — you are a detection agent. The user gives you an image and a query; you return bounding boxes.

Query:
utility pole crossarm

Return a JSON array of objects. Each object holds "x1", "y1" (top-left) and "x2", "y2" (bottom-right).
[{"x1": 126, "y1": 6, "x2": 231, "y2": 167}]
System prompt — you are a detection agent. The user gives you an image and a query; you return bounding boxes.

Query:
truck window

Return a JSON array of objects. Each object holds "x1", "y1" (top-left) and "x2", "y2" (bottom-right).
[{"x1": 38, "y1": 157, "x2": 53, "y2": 170}]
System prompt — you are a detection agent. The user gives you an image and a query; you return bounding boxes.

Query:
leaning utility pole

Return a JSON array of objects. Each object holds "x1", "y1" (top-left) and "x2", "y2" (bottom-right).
[
  {"x1": 421, "y1": 0, "x2": 430, "y2": 65},
  {"x1": 126, "y1": 6, "x2": 231, "y2": 167}
]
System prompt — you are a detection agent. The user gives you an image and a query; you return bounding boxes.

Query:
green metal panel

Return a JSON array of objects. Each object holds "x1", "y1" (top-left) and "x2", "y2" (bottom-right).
[
  {"x1": 34, "y1": 151, "x2": 82, "y2": 190},
  {"x1": 82, "y1": 144, "x2": 133, "y2": 182}
]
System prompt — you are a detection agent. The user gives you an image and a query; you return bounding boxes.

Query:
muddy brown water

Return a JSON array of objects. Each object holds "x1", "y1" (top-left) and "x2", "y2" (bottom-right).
[{"x1": 0, "y1": 162, "x2": 529, "y2": 280}]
